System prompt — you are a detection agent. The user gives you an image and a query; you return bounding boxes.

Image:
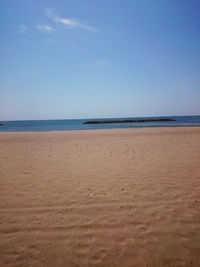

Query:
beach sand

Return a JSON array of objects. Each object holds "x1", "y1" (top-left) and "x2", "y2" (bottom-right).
[{"x1": 0, "y1": 127, "x2": 200, "y2": 267}]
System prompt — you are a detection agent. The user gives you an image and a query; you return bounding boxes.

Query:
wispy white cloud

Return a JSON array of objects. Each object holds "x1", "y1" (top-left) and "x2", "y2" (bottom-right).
[
  {"x1": 46, "y1": 8, "x2": 98, "y2": 32},
  {"x1": 36, "y1": 24, "x2": 54, "y2": 33},
  {"x1": 16, "y1": 25, "x2": 27, "y2": 34},
  {"x1": 55, "y1": 17, "x2": 97, "y2": 32}
]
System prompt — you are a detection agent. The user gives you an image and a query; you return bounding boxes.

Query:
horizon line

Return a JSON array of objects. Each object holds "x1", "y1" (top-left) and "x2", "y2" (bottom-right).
[{"x1": 1, "y1": 114, "x2": 200, "y2": 122}]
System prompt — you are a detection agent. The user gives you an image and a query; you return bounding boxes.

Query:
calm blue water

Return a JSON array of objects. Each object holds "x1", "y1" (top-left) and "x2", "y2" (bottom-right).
[{"x1": 0, "y1": 116, "x2": 200, "y2": 132}]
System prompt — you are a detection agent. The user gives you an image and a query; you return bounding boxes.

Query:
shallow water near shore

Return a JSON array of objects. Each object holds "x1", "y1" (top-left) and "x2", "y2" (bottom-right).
[{"x1": 0, "y1": 115, "x2": 200, "y2": 132}]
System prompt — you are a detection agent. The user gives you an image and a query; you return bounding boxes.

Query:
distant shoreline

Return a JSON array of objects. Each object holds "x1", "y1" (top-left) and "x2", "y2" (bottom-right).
[{"x1": 83, "y1": 118, "x2": 175, "y2": 124}]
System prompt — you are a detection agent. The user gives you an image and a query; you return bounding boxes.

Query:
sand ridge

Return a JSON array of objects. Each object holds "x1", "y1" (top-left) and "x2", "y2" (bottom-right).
[{"x1": 0, "y1": 127, "x2": 200, "y2": 266}]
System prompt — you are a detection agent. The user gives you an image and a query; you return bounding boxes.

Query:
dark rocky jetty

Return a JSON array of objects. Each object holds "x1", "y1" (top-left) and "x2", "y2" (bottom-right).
[
  {"x1": 83, "y1": 118, "x2": 175, "y2": 124},
  {"x1": 0, "y1": 123, "x2": 3, "y2": 126}
]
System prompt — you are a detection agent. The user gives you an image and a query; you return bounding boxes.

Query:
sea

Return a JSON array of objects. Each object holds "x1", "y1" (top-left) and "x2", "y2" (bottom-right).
[{"x1": 0, "y1": 116, "x2": 200, "y2": 132}]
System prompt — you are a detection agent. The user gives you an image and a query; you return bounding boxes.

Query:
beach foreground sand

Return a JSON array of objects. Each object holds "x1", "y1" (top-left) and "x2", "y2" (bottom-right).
[{"x1": 0, "y1": 127, "x2": 200, "y2": 267}]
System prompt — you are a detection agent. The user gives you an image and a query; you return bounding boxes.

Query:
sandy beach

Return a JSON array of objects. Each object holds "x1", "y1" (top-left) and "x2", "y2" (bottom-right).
[{"x1": 0, "y1": 127, "x2": 200, "y2": 267}]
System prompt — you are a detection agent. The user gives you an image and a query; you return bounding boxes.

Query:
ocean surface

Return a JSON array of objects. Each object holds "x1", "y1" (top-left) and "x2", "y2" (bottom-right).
[{"x1": 0, "y1": 116, "x2": 200, "y2": 132}]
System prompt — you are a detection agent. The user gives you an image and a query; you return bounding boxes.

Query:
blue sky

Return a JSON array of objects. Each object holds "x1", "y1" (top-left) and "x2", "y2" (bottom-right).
[{"x1": 0, "y1": 0, "x2": 200, "y2": 120}]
